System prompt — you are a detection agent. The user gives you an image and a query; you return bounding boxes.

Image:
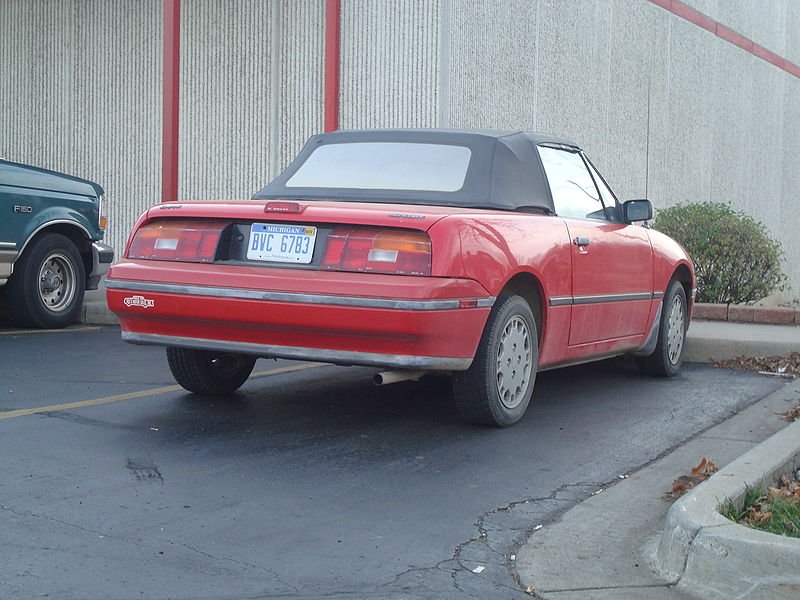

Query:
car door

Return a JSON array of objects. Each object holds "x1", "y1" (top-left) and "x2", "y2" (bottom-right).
[{"x1": 537, "y1": 145, "x2": 653, "y2": 346}]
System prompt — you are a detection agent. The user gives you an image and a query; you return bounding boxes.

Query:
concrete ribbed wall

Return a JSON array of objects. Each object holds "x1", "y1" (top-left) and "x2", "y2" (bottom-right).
[
  {"x1": 278, "y1": 0, "x2": 325, "y2": 171},
  {"x1": 339, "y1": 0, "x2": 440, "y2": 129},
  {"x1": 178, "y1": 0, "x2": 324, "y2": 199},
  {"x1": 2, "y1": 0, "x2": 799, "y2": 292},
  {"x1": 0, "y1": 0, "x2": 161, "y2": 256},
  {"x1": 443, "y1": 0, "x2": 800, "y2": 292}
]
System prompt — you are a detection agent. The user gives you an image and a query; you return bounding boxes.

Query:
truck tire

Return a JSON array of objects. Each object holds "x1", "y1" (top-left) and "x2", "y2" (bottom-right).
[
  {"x1": 6, "y1": 233, "x2": 86, "y2": 328},
  {"x1": 452, "y1": 294, "x2": 538, "y2": 427},
  {"x1": 167, "y1": 347, "x2": 256, "y2": 394}
]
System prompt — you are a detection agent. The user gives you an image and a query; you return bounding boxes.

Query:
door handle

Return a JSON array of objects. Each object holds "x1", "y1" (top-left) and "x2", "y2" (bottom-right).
[{"x1": 573, "y1": 236, "x2": 590, "y2": 246}]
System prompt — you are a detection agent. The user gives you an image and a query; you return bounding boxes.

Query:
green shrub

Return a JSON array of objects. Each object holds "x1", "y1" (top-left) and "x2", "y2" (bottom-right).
[{"x1": 653, "y1": 202, "x2": 786, "y2": 304}]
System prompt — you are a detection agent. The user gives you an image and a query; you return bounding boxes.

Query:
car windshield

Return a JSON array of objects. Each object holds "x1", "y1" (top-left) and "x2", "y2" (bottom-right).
[{"x1": 285, "y1": 142, "x2": 472, "y2": 192}]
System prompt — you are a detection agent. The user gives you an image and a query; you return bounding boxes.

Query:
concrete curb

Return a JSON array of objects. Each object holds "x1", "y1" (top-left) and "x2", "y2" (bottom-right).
[
  {"x1": 683, "y1": 320, "x2": 800, "y2": 363},
  {"x1": 80, "y1": 300, "x2": 119, "y2": 326},
  {"x1": 694, "y1": 302, "x2": 799, "y2": 325},
  {"x1": 654, "y1": 406, "x2": 800, "y2": 599}
]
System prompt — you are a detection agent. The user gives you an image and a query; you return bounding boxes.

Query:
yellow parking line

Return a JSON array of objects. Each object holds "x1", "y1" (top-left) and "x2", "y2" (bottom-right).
[
  {"x1": 0, "y1": 326, "x2": 101, "y2": 336},
  {"x1": 0, "y1": 362, "x2": 326, "y2": 421}
]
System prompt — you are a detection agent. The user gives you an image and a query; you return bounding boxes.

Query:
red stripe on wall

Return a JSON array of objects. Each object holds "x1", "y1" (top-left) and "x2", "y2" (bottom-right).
[
  {"x1": 648, "y1": 0, "x2": 800, "y2": 80},
  {"x1": 324, "y1": 0, "x2": 341, "y2": 133},
  {"x1": 162, "y1": 0, "x2": 180, "y2": 202}
]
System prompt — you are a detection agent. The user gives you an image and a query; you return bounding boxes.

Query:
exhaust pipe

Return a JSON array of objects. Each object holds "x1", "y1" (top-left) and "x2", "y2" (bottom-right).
[{"x1": 373, "y1": 370, "x2": 427, "y2": 386}]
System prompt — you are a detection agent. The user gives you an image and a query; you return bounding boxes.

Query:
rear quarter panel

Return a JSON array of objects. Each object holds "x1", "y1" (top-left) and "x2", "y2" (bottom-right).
[{"x1": 428, "y1": 213, "x2": 573, "y2": 366}]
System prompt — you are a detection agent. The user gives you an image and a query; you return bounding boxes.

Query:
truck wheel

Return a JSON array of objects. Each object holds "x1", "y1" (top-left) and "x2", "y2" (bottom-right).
[
  {"x1": 167, "y1": 347, "x2": 256, "y2": 394},
  {"x1": 636, "y1": 280, "x2": 687, "y2": 377},
  {"x1": 6, "y1": 233, "x2": 86, "y2": 328},
  {"x1": 452, "y1": 295, "x2": 538, "y2": 427}
]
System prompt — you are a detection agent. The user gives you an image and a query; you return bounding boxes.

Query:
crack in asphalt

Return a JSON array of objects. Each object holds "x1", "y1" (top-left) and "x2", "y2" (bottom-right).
[
  {"x1": 381, "y1": 481, "x2": 606, "y2": 598},
  {"x1": 40, "y1": 410, "x2": 141, "y2": 430},
  {"x1": 177, "y1": 542, "x2": 300, "y2": 594}
]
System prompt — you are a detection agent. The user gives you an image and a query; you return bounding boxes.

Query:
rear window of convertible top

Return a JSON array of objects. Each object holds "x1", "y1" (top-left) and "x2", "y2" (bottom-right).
[{"x1": 285, "y1": 142, "x2": 472, "y2": 192}]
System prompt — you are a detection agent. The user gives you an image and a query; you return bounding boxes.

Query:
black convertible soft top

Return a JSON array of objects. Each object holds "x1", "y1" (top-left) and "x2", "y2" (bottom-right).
[{"x1": 253, "y1": 129, "x2": 580, "y2": 213}]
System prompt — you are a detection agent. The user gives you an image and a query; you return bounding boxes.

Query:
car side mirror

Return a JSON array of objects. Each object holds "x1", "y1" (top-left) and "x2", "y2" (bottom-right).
[{"x1": 622, "y1": 199, "x2": 653, "y2": 223}]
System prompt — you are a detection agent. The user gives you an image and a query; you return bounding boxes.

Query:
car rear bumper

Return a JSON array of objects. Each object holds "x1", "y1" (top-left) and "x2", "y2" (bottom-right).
[
  {"x1": 121, "y1": 331, "x2": 474, "y2": 370},
  {"x1": 106, "y1": 261, "x2": 493, "y2": 370}
]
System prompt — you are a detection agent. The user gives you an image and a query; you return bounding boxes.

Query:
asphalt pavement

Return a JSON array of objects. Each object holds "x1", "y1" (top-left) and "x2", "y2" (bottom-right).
[{"x1": 0, "y1": 324, "x2": 789, "y2": 599}]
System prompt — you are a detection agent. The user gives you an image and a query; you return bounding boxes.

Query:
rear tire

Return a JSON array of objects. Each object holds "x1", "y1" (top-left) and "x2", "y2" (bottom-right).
[
  {"x1": 167, "y1": 347, "x2": 256, "y2": 394},
  {"x1": 452, "y1": 295, "x2": 538, "y2": 427},
  {"x1": 636, "y1": 280, "x2": 687, "y2": 377},
  {"x1": 6, "y1": 233, "x2": 86, "y2": 328}
]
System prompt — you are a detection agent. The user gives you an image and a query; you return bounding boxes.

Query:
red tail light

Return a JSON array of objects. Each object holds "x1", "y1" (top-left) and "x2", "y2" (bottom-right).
[
  {"x1": 322, "y1": 227, "x2": 431, "y2": 276},
  {"x1": 128, "y1": 220, "x2": 227, "y2": 263}
]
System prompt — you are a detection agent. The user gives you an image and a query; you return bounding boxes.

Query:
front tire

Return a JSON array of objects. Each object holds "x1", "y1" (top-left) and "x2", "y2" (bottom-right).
[
  {"x1": 5, "y1": 233, "x2": 86, "y2": 328},
  {"x1": 453, "y1": 295, "x2": 538, "y2": 427},
  {"x1": 636, "y1": 280, "x2": 687, "y2": 377},
  {"x1": 167, "y1": 348, "x2": 256, "y2": 394}
]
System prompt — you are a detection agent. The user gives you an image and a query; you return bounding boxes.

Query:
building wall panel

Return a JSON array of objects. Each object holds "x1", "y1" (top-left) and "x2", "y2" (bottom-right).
[
  {"x1": 278, "y1": 0, "x2": 325, "y2": 173},
  {"x1": 339, "y1": 0, "x2": 439, "y2": 129},
  {"x1": 444, "y1": 0, "x2": 799, "y2": 289},
  {"x1": 781, "y1": 77, "x2": 800, "y2": 288},
  {"x1": 2, "y1": 0, "x2": 799, "y2": 291},
  {"x1": 0, "y1": 0, "x2": 161, "y2": 257},
  {"x1": 447, "y1": 0, "x2": 538, "y2": 131},
  {"x1": 179, "y1": 0, "x2": 275, "y2": 201},
  {"x1": 663, "y1": 16, "x2": 715, "y2": 207},
  {"x1": 604, "y1": 0, "x2": 654, "y2": 200},
  {"x1": 787, "y1": 2, "x2": 800, "y2": 66}
]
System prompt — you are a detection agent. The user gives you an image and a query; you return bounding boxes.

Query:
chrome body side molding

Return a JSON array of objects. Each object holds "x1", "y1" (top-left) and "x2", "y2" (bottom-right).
[{"x1": 107, "y1": 279, "x2": 495, "y2": 311}]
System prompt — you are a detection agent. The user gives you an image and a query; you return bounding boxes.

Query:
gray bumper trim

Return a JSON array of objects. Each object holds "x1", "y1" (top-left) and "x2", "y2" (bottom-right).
[
  {"x1": 86, "y1": 242, "x2": 114, "y2": 290},
  {"x1": 121, "y1": 331, "x2": 473, "y2": 371},
  {"x1": 0, "y1": 248, "x2": 17, "y2": 284},
  {"x1": 87, "y1": 242, "x2": 114, "y2": 290},
  {"x1": 107, "y1": 279, "x2": 495, "y2": 311}
]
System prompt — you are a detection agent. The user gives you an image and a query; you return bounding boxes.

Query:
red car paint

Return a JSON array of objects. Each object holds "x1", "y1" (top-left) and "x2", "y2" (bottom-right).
[{"x1": 107, "y1": 199, "x2": 693, "y2": 371}]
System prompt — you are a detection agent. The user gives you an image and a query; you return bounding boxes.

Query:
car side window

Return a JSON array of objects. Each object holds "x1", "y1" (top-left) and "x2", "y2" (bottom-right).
[
  {"x1": 538, "y1": 146, "x2": 607, "y2": 221},
  {"x1": 584, "y1": 156, "x2": 622, "y2": 222}
]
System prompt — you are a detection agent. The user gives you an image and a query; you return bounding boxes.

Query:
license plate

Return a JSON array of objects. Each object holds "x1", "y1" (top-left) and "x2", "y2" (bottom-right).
[{"x1": 247, "y1": 223, "x2": 317, "y2": 264}]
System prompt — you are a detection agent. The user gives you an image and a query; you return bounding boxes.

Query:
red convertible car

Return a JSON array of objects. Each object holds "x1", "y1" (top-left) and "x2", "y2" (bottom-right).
[{"x1": 107, "y1": 130, "x2": 694, "y2": 426}]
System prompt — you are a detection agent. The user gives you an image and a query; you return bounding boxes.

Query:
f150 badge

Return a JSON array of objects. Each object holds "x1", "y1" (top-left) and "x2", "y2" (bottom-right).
[
  {"x1": 13, "y1": 205, "x2": 32, "y2": 213},
  {"x1": 123, "y1": 295, "x2": 155, "y2": 308}
]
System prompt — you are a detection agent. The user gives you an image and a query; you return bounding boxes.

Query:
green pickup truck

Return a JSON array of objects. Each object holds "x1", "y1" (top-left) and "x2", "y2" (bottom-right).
[{"x1": 0, "y1": 159, "x2": 114, "y2": 328}]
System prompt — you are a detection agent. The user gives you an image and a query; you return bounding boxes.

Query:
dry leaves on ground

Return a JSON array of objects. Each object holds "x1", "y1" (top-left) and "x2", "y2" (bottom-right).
[
  {"x1": 713, "y1": 352, "x2": 800, "y2": 378},
  {"x1": 664, "y1": 457, "x2": 719, "y2": 501},
  {"x1": 777, "y1": 405, "x2": 800, "y2": 422}
]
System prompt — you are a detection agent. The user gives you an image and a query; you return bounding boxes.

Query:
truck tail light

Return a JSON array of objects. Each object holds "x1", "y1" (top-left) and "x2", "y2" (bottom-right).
[
  {"x1": 98, "y1": 194, "x2": 107, "y2": 230},
  {"x1": 128, "y1": 220, "x2": 227, "y2": 263},
  {"x1": 321, "y1": 227, "x2": 431, "y2": 276}
]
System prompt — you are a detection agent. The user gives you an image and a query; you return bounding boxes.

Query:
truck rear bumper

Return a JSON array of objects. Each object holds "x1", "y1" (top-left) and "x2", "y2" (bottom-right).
[{"x1": 87, "y1": 242, "x2": 114, "y2": 290}]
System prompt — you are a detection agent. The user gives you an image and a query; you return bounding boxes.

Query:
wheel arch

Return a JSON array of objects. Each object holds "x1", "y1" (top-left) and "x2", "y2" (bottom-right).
[
  {"x1": 18, "y1": 221, "x2": 93, "y2": 281},
  {"x1": 497, "y1": 271, "x2": 545, "y2": 345},
  {"x1": 671, "y1": 263, "x2": 694, "y2": 320}
]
